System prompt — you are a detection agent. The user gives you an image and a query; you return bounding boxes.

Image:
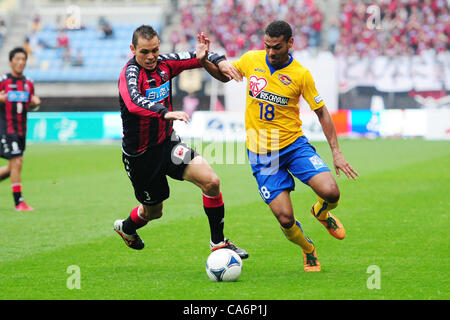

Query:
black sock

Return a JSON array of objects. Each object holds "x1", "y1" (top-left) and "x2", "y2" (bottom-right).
[
  {"x1": 13, "y1": 192, "x2": 23, "y2": 206},
  {"x1": 122, "y1": 216, "x2": 139, "y2": 235},
  {"x1": 204, "y1": 205, "x2": 225, "y2": 244}
]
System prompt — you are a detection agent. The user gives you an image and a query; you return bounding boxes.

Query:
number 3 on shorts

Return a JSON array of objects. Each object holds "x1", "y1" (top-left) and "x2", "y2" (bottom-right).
[
  {"x1": 259, "y1": 186, "x2": 271, "y2": 200},
  {"x1": 144, "y1": 191, "x2": 151, "y2": 201}
]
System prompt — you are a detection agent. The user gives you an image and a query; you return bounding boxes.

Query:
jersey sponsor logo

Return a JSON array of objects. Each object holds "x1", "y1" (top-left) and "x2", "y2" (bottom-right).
[
  {"x1": 145, "y1": 81, "x2": 170, "y2": 102},
  {"x1": 7, "y1": 91, "x2": 29, "y2": 102},
  {"x1": 254, "y1": 68, "x2": 266, "y2": 73},
  {"x1": 278, "y1": 74, "x2": 292, "y2": 85},
  {"x1": 249, "y1": 75, "x2": 289, "y2": 106},
  {"x1": 249, "y1": 75, "x2": 268, "y2": 98},
  {"x1": 314, "y1": 94, "x2": 323, "y2": 104},
  {"x1": 249, "y1": 89, "x2": 289, "y2": 106}
]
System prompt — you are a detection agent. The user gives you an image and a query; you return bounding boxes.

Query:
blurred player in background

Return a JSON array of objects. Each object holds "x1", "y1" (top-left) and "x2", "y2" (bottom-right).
[
  {"x1": 227, "y1": 20, "x2": 359, "y2": 271},
  {"x1": 0, "y1": 47, "x2": 41, "y2": 211},
  {"x1": 114, "y1": 25, "x2": 248, "y2": 259}
]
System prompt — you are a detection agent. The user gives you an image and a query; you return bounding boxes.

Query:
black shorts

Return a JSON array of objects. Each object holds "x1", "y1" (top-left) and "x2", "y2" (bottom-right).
[
  {"x1": 123, "y1": 133, "x2": 198, "y2": 205},
  {"x1": 0, "y1": 134, "x2": 26, "y2": 159}
]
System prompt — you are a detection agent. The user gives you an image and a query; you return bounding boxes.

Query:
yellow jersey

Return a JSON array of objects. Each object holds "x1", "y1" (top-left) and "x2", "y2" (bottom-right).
[{"x1": 232, "y1": 50, "x2": 325, "y2": 154}]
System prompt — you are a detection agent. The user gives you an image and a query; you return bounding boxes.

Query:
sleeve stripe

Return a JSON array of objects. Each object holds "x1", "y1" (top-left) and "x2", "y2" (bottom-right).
[{"x1": 119, "y1": 64, "x2": 163, "y2": 117}]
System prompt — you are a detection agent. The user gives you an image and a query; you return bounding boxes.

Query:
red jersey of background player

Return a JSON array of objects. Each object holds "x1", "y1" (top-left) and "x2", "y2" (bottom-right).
[{"x1": 0, "y1": 73, "x2": 35, "y2": 137}]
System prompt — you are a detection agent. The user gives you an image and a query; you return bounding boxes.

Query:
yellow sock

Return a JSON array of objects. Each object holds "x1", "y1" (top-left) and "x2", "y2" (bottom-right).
[
  {"x1": 281, "y1": 220, "x2": 314, "y2": 253},
  {"x1": 313, "y1": 196, "x2": 339, "y2": 220}
]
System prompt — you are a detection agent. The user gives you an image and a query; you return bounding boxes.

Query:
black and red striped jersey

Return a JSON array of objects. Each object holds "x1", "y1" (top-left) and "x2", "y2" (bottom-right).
[
  {"x1": 0, "y1": 73, "x2": 35, "y2": 137},
  {"x1": 118, "y1": 50, "x2": 225, "y2": 156}
]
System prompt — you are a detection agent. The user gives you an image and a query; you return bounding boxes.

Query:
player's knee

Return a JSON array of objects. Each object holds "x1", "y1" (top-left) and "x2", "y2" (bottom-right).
[
  {"x1": 276, "y1": 212, "x2": 295, "y2": 229},
  {"x1": 203, "y1": 173, "x2": 220, "y2": 195},
  {"x1": 10, "y1": 156, "x2": 23, "y2": 168},
  {"x1": 279, "y1": 218, "x2": 295, "y2": 229},
  {"x1": 323, "y1": 186, "x2": 340, "y2": 204}
]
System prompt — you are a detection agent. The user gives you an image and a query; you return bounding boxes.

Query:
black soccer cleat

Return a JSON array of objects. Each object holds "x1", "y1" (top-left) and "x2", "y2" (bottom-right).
[
  {"x1": 114, "y1": 219, "x2": 144, "y2": 250},
  {"x1": 210, "y1": 238, "x2": 249, "y2": 259}
]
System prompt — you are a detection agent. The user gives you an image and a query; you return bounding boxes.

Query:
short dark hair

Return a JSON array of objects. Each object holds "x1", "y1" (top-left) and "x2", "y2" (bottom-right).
[
  {"x1": 9, "y1": 47, "x2": 27, "y2": 61},
  {"x1": 132, "y1": 25, "x2": 159, "y2": 47},
  {"x1": 265, "y1": 20, "x2": 293, "y2": 42}
]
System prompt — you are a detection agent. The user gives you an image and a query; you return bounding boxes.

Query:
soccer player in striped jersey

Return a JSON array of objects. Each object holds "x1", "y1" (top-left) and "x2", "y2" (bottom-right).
[
  {"x1": 226, "y1": 21, "x2": 359, "y2": 271},
  {"x1": 0, "y1": 47, "x2": 41, "y2": 211},
  {"x1": 114, "y1": 25, "x2": 248, "y2": 259}
]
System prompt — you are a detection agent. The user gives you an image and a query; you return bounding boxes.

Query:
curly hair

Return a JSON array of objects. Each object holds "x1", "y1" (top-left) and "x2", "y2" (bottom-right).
[{"x1": 265, "y1": 20, "x2": 293, "y2": 42}]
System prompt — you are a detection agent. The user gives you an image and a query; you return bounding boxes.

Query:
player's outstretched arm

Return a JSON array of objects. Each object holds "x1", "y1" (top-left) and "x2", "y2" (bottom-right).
[
  {"x1": 196, "y1": 32, "x2": 242, "y2": 82},
  {"x1": 314, "y1": 106, "x2": 359, "y2": 180}
]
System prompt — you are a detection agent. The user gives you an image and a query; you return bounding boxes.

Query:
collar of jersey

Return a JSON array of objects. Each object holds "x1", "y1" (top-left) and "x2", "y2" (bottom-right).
[
  {"x1": 265, "y1": 53, "x2": 293, "y2": 75},
  {"x1": 8, "y1": 73, "x2": 25, "y2": 80}
]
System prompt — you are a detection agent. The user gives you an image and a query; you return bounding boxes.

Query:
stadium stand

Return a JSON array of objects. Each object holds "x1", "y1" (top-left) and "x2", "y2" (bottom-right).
[
  {"x1": 173, "y1": 0, "x2": 334, "y2": 56},
  {"x1": 24, "y1": 22, "x2": 151, "y2": 82},
  {"x1": 0, "y1": 0, "x2": 169, "y2": 110},
  {"x1": 0, "y1": 0, "x2": 166, "y2": 82},
  {"x1": 336, "y1": 0, "x2": 449, "y2": 108},
  {"x1": 172, "y1": 0, "x2": 448, "y2": 59},
  {"x1": 335, "y1": 0, "x2": 449, "y2": 57},
  {"x1": 0, "y1": 0, "x2": 447, "y2": 111}
]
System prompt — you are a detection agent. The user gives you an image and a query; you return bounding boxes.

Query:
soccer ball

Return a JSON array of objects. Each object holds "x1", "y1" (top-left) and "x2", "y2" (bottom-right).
[{"x1": 205, "y1": 249, "x2": 242, "y2": 282}]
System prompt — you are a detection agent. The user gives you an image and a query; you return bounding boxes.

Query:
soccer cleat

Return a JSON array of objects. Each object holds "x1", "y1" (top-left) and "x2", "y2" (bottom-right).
[
  {"x1": 210, "y1": 238, "x2": 249, "y2": 259},
  {"x1": 302, "y1": 248, "x2": 321, "y2": 272},
  {"x1": 311, "y1": 207, "x2": 346, "y2": 240},
  {"x1": 113, "y1": 219, "x2": 144, "y2": 250},
  {"x1": 15, "y1": 201, "x2": 34, "y2": 211}
]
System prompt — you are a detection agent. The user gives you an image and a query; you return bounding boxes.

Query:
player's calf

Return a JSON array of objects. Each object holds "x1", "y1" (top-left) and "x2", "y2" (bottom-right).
[{"x1": 280, "y1": 219, "x2": 315, "y2": 253}]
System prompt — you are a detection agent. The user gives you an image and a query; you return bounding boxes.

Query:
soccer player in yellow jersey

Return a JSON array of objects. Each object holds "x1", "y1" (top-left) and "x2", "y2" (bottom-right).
[{"x1": 228, "y1": 21, "x2": 359, "y2": 271}]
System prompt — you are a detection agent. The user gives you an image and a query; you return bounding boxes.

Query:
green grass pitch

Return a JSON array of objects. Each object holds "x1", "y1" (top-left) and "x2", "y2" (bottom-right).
[{"x1": 0, "y1": 138, "x2": 448, "y2": 300}]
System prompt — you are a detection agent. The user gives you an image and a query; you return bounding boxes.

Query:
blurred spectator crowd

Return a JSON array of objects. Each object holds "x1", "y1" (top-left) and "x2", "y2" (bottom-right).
[
  {"x1": 0, "y1": 0, "x2": 446, "y2": 88},
  {"x1": 172, "y1": 0, "x2": 449, "y2": 58},
  {"x1": 172, "y1": 0, "x2": 324, "y2": 57},
  {"x1": 336, "y1": 0, "x2": 449, "y2": 58}
]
